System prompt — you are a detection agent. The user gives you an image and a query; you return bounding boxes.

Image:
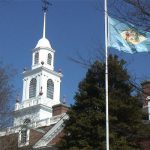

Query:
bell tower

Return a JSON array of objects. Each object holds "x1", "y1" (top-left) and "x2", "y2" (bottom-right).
[
  {"x1": 32, "y1": 8, "x2": 55, "y2": 71},
  {"x1": 14, "y1": 1, "x2": 63, "y2": 127}
]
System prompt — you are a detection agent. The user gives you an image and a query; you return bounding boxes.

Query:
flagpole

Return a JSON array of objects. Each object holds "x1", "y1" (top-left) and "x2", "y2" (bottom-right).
[{"x1": 104, "y1": 0, "x2": 109, "y2": 150}]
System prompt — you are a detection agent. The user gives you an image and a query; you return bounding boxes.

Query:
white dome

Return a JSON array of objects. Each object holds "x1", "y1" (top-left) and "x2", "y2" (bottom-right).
[{"x1": 35, "y1": 37, "x2": 51, "y2": 49}]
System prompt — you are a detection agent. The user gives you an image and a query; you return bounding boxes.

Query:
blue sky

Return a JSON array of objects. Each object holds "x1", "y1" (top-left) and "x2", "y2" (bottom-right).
[{"x1": 0, "y1": 0, "x2": 150, "y2": 105}]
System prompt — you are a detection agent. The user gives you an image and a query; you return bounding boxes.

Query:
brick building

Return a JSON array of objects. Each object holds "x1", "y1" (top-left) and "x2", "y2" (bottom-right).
[
  {"x1": 0, "y1": 1, "x2": 150, "y2": 150},
  {"x1": 0, "y1": 103, "x2": 69, "y2": 150},
  {"x1": 0, "y1": 2, "x2": 69, "y2": 149}
]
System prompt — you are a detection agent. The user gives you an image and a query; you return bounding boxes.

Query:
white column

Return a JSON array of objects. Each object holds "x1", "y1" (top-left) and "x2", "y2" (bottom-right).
[
  {"x1": 146, "y1": 96, "x2": 150, "y2": 120},
  {"x1": 54, "y1": 78, "x2": 61, "y2": 104},
  {"x1": 26, "y1": 78, "x2": 29, "y2": 100},
  {"x1": 36, "y1": 75, "x2": 40, "y2": 97},
  {"x1": 42, "y1": 75, "x2": 47, "y2": 98}
]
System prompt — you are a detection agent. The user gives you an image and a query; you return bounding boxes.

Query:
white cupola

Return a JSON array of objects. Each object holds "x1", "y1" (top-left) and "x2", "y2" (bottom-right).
[
  {"x1": 35, "y1": 37, "x2": 51, "y2": 48},
  {"x1": 32, "y1": 12, "x2": 55, "y2": 71}
]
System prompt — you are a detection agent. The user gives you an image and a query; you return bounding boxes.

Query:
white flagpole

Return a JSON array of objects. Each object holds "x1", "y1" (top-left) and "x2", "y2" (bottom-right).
[{"x1": 104, "y1": 0, "x2": 109, "y2": 150}]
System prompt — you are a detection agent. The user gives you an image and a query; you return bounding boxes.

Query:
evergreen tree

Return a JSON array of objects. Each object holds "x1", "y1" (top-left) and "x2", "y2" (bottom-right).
[{"x1": 58, "y1": 55, "x2": 148, "y2": 150}]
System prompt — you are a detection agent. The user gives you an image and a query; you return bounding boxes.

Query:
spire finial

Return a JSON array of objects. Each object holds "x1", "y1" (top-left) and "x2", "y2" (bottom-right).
[
  {"x1": 42, "y1": 0, "x2": 51, "y2": 38},
  {"x1": 43, "y1": 12, "x2": 46, "y2": 38}
]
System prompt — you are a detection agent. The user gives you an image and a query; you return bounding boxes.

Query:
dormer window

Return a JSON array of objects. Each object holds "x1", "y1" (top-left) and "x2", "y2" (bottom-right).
[
  {"x1": 47, "y1": 79, "x2": 54, "y2": 99},
  {"x1": 24, "y1": 118, "x2": 31, "y2": 125},
  {"x1": 21, "y1": 127, "x2": 27, "y2": 144},
  {"x1": 29, "y1": 78, "x2": 37, "y2": 98},
  {"x1": 34, "y1": 52, "x2": 39, "y2": 65},
  {"x1": 47, "y1": 53, "x2": 52, "y2": 65},
  {"x1": 18, "y1": 119, "x2": 30, "y2": 147}
]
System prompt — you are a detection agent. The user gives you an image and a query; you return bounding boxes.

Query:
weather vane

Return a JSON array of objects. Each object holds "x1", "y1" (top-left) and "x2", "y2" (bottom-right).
[{"x1": 42, "y1": 0, "x2": 52, "y2": 12}]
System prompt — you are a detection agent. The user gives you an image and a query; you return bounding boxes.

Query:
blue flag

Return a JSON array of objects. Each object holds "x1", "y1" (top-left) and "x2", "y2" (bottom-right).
[{"x1": 108, "y1": 17, "x2": 150, "y2": 53}]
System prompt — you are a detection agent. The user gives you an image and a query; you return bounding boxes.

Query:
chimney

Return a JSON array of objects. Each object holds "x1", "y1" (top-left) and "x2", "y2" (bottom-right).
[{"x1": 52, "y1": 103, "x2": 69, "y2": 116}]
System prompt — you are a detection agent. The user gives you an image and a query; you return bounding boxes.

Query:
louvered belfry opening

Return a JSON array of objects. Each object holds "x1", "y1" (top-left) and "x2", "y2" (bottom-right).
[
  {"x1": 47, "y1": 79, "x2": 54, "y2": 99},
  {"x1": 29, "y1": 78, "x2": 37, "y2": 98}
]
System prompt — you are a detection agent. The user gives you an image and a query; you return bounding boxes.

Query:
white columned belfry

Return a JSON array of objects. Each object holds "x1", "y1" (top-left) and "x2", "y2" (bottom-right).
[{"x1": 14, "y1": 2, "x2": 63, "y2": 127}]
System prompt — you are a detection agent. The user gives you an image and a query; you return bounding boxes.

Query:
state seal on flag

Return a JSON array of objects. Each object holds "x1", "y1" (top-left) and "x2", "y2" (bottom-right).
[
  {"x1": 121, "y1": 30, "x2": 147, "y2": 45},
  {"x1": 109, "y1": 17, "x2": 150, "y2": 53}
]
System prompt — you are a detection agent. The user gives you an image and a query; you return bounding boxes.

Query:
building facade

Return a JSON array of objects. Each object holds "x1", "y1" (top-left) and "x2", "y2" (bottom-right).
[{"x1": 0, "y1": 3, "x2": 68, "y2": 150}]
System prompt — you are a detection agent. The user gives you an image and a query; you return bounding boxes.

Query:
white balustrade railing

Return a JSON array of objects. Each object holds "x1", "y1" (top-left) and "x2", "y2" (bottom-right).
[
  {"x1": 0, "y1": 125, "x2": 20, "y2": 136},
  {"x1": 0, "y1": 113, "x2": 65, "y2": 137},
  {"x1": 14, "y1": 97, "x2": 60, "y2": 112},
  {"x1": 29, "y1": 113, "x2": 65, "y2": 128},
  {"x1": 14, "y1": 97, "x2": 53, "y2": 111}
]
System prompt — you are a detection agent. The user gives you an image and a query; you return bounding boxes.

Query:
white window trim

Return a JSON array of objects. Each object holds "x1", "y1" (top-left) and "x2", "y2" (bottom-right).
[
  {"x1": 34, "y1": 52, "x2": 39, "y2": 65},
  {"x1": 47, "y1": 79, "x2": 54, "y2": 99},
  {"x1": 29, "y1": 78, "x2": 37, "y2": 98},
  {"x1": 47, "y1": 53, "x2": 52, "y2": 65},
  {"x1": 18, "y1": 128, "x2": 30, "y2": 147}
]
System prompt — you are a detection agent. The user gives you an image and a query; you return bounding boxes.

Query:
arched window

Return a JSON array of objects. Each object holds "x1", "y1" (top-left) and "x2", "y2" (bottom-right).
[
  {"x1": 47, "y1": 53, "x2": 52, "y2": 65},
  {"x1": 21, "y1": 127, "x2": 27, "y2": 144},
  {"x1": 29, "y1": 78, "x2": 36, "y2": 98},
  {"x1": 34, "y1": 52, "x2": 39, "y2": 65},
  {"x1": 24, "y1": 118, "x2": 31, "y2": 125},
  {"x1": 47, "y1": 79, "x2": 54, "y2": 99}
]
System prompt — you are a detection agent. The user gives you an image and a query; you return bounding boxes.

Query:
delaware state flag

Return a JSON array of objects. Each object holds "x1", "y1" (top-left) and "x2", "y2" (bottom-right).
[{"x1": 108, "y1": 17, "x2": 150, "y2": 53}]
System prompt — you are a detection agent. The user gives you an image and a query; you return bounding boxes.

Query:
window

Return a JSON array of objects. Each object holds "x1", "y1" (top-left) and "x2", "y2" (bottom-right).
[
  {"x1": 34, "y1": 52, "x2": 39, "y2": 64},
  {"x1": 19, "y1": 119, "x2": 30, "y2": 146},
  {"x1": 21, "y1": 127, "x2": 27, "y2": 144},
  {"x1": 24, "y1": 118, "x2": 31, "y2": 125},
  {"x1": 47, "y1": 79, "x2": 54, "y2": 99},
  {"x1": 47, "y1": 53, "x2": 52, "y2": 65},
  {"x1": 29, "y1": 78, "x2": 37, "y2": 98}
]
